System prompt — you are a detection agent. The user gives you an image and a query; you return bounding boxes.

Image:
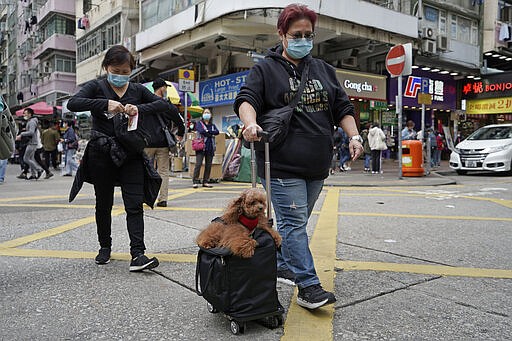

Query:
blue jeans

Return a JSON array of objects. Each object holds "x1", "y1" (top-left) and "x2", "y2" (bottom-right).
[
  {"x1": 364, "y1": 154, "x2": 371, "y2": 169},
  {"x1": 0, "y1": 159, "x2": 7, "y2": 182},
  {"x1": 263, "y1": 177, "x2": 324, "y2": 289},
  {"x1": 65, "y1": 149, "x2": 78, "y2": 175}
]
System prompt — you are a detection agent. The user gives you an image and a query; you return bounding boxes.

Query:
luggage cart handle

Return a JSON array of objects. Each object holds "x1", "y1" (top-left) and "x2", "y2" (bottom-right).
[{"x1": 249, "y1": 130, "x2": 272, "y2": 226}]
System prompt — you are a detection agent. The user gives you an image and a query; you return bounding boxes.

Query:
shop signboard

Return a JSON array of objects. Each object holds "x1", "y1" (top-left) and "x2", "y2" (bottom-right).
[
  {"x1": 461, "y1": 72, "x2": 512, "y2": 99},
  {"x1": 199, "y1": 71, "x2": 249, "y2": 107},
  {"x1": 465, "y1": 96, "x2": 512, "y2": 114},
  {"x1": 335, "y1": 69, "x2": 387, "y2": 101},
  {"x1": 388, "y1": 69, "x2": 456, "y2": 110},
  {"x1": 382, "y1": 111, "x2": 398, "y2": 125}
]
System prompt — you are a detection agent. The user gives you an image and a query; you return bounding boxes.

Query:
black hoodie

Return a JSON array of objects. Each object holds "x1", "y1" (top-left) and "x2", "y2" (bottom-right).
[{"x1": 234, "y1": 45, "x2": 355, "y2": 180}]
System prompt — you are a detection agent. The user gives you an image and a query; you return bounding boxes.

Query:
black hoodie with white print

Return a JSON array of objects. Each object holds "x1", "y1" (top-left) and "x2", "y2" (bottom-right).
[{"x1": 234, "y1": 44, "x2": 354, "y2": 180}]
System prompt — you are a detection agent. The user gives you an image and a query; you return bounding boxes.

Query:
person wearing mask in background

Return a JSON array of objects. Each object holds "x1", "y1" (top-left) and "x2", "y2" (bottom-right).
[
  {"x1": 235, "y1": 4, "x2": 362, "y2": 310},
  {"x1": 16, "y1": 108, "x2": 43, "y2": 180},
  {"x1": 144, "y1": 77, "x2": 185, "y2": 207},
  {"x1": 402, "y1": 120, "x2": 417, "y2": 140},
  {"x1": 60, "y1": 120, "x2": 78, "y2": 176},
  {"x1": 192, "y1": 109, "x2": 219, "y2": 188},
  {"x1": 67, "y1": 45, "x2": 168, "y2": 271},
  {"x1": 368, "y1": 122, "x2": 387, "y2": 174},
  {"x1": 42, "y1": 121, "x2": 61, "y2": 171}
]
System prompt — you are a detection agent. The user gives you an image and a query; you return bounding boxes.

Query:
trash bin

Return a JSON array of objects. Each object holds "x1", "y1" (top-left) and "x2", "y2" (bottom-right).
[{"x1": 402, "y1": 140, "x2": 424, "y2": 177}]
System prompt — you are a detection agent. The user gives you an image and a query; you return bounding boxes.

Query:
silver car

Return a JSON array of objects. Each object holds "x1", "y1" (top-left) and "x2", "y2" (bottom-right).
[{"x1": 449, "y1": 124, "x2": 512, "y2": 175}]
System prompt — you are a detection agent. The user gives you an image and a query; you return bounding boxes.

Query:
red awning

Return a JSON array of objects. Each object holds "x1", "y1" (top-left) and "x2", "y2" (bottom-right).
[{"x1": 15, "y1": 101, "x2": 62, "y2": 116}]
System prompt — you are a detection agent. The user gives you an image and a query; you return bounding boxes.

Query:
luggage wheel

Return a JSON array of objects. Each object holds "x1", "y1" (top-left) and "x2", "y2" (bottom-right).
[
  {"x1": 229, "y1": 320, "x2": 245, "y2": 335},
  {"x1": 206, "y1": 302, "x2": 218, "y2": 314},
  {"x1": 259, "y1": 315, "x2": 282, "y2": 329}
]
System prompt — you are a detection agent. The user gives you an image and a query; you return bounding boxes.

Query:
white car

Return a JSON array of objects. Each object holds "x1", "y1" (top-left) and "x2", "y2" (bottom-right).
[{"x1": 449, "y1": 123, "x2": 512, "y2": 175}]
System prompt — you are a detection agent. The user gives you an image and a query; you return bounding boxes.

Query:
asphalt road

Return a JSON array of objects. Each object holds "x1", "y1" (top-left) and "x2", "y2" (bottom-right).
[{"x1": 0, "y1": 162, "x2": 511, "y2": 340}]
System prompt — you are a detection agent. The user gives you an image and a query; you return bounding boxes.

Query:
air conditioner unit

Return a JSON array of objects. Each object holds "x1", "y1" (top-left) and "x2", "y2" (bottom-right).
[
  {"x1": 422, "y1": 39, "x2": 436, "y2": 54},
  {"x1": 341, "y1": 57, "x2": 358, "y2": 68},
  {"x1": 437, "y1": 35, "x2": 448, "y2": 51},
  {"x1": 208, "y1": 56, "x2": 224, "y2": 77},
  {"x1": 501, "y1": 6, "x2": 512, "y2": 22},
  {"x1": 422, "y1": 27, "x2": 436, "y2": 40}
]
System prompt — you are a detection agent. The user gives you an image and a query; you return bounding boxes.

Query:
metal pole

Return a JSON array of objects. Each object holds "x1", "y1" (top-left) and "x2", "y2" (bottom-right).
[
  {"x1": 184, "y1": 92, "x2": 188, "y2": 170},
  {"x1": 397, "y1": 75, "x2": 403, "y2": 179},
  {"x1": 422, "y1": 103, "x2": 430, "y2": 175}
]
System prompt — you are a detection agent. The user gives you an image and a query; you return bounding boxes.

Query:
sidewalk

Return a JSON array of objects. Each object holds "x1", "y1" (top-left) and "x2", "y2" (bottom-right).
[
  {"x1": 323, "y1": 158, "x2": 457, "y2": 187},
  {"x1": 172, "y1": 158, "x2": 457, "y2": 187}
]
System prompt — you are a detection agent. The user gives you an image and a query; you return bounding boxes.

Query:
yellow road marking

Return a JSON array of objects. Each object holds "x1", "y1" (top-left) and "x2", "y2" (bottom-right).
[
  {"x1": 0, "y1": 209, "x2": 124, "y2": 248},
  {"x1": 339, "y1": 212, "x2": 512, "y2": 222},
  {"x1": 282, "y1": 188, "x2": 339, "y2": 341},
  {"x1": 337, "y1": 260, "x2": 512, "y2": 279},
  {"x1": 1, "y1": 248, "x2": 510, "y2": 280},
  {"x1": 0, "y1": 248, "x2": 196, "y2": 263}
]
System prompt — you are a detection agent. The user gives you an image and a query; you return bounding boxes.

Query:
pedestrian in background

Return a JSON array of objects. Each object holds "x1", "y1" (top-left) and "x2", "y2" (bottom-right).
[
  {"x1": 235, "y1": 4, "x2": 363, "y2": 310},
  {"x1": 0, "y1": 158, "x2": 7, "y2": 184},
  {"x1": 42, "y1": 121, "x2": 61, "y2": 171},
  {"x1": 35, "y1": 126, "x2": 53, "y2": 179},
  {"x1": 361, "y1": 123, "x2": 372, "y2": 172},
  {"x1": 61, "y1": 120, "x2": 78, "y2": 176},
  {"x1": 16, "y1": 108, "x2": 43, "y2": 180},
  {"x1": 192, "y1": 109, "x2": 219, "y2": 188},
  {"x1": 402, "y1": 120, "x2": 417, "y2": 140},
  {"x1": 368, "y1": 122, "x2": 387, "y2": 174},
  {"x1": 144, "y1": 77, "x2": 184, "y2": 207},
  {"x1": 435, "y1": 132, "x2": 444, "y2": 167},
  {"x1": 338, "y1": 128, "x2": 352, "y2": 171},
  {"x1": 67, "y1": 44, "x2": 168, "y2": 271}
]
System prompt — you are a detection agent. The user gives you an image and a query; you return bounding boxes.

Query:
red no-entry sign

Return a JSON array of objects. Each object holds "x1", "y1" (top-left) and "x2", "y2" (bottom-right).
[{"x1": 385, "y1": 45, "x2": 406, "y2": 77}]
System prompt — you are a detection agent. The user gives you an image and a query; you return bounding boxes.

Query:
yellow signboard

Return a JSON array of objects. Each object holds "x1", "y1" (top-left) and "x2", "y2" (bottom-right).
[
  {"x1": 466, "y1": 96, "x2": 512, "y2": 114},
  {"x1": 417, "y1": 93, "x2": 432, "y2": 105},
  {"x1": 179, "y1": 69, "x2": 194, "y2": 80}
]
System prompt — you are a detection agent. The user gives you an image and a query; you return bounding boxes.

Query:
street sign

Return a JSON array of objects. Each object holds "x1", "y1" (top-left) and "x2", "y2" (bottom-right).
[
  {"x1": 418, "y1": 77, "x2": 432, "y2": 105},
  {"x1": 178, "y1": 69, "x2": 195, "y2": 92},
  {"x1": 385, "y1": 45, "x2": 406, "y2": 77}
]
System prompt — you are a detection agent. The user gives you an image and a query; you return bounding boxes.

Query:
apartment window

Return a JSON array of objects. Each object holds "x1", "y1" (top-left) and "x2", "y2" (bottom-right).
[
  {"x1": 55, "y1": 55, "x2": 76, "y2": 73},
  {"x1": 76, "y1": 15, "x2": 121, "y2": 63},
  {"x1": 41, "y1": 15, "x2": 75, "y2": 41},
  {"x1": 83, "y1": 0, "x2": 92, "y2": 14},
  {"x1": 438, "y1": 10, "x2": 447, "y2": 35},
  {"x1": 448, "y1": 14, "x2": 478, "y2": 45},
  {"x1": 450, "y1": 14, "x2": 457, "y2": 40}
]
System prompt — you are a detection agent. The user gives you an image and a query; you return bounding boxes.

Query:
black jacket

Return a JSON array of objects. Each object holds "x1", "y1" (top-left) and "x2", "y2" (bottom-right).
[
  {"x1": 67, "y1": 79, "x2": 169, "y2": 137},
  {"x1": 234, "y1": 45, "x2": 355, "y2": 180},
  {"x1": 142, "y1": 99, "x2": 184, "y2": 148}
]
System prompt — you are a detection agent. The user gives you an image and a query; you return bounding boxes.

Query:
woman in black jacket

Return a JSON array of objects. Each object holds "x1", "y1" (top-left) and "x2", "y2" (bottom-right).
[
  {"x1": 234, "y1": 4, "x2": 363, "y2": 310},
  {"x1": 67, "y1": 45, "x2": 168, "y2": 272}
]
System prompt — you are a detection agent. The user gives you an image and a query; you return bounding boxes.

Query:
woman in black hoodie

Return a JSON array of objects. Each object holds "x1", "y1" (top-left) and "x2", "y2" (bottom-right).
[
  {"x1": 234, "y1": 4, "x2": 363, "y2": 310},
  {"x1": 67, "y1": 45, "x2": 168, "y2": 272}
]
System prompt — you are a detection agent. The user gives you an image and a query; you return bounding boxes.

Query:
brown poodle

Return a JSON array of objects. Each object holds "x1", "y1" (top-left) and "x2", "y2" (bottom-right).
[{"x1": 196, "y1": 188, "x2": 282, "y2": 258}]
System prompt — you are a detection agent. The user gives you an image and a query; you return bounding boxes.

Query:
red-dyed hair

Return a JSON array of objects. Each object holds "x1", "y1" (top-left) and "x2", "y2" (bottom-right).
[{"x1": 277, "y1": 4, "x2": 317, "y2": 35}]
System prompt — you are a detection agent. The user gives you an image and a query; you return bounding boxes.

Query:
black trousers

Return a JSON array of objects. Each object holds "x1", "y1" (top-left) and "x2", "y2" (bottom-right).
[
  {"x1": 43, "y1": 148, "x2": 59, "y2": 169},
  {"x1": 371, "y1": 149, "x2": 382, "y2": 172},
  {"x1": 90, "y1": 148, "x2": 145, "y2": 257},
  {"x1": 193, "y1": 151, "x2": 213, "y2": 184}
]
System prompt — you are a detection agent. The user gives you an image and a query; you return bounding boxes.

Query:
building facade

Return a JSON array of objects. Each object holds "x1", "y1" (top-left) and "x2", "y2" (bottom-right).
[
  {"x1": 75, "y1": 0, "x2": 139, "y2": 86},
  {"x1": 0, "y1": 0, "x2": 77, "y2": 110}
]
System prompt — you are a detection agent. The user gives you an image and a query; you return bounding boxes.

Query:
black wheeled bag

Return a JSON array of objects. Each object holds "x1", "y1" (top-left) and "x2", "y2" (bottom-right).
[{"x1": 195, "y1": 132, "x2": 283, "y2": 335}]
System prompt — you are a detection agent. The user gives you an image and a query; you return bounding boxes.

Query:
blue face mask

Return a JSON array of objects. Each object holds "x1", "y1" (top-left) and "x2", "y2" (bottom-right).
[
  {"x1": 0, "y1": 100, "x2": 4, "y2": 112},
  {"x1": 202, "y1": 113, "x2": 211, "y2": 121},
  {"x1": 107, "y1": 73, "x2": 130, "y2": 87},
  {"x1": 286, "y1": 38, "x2": 313, "y2": 60}
]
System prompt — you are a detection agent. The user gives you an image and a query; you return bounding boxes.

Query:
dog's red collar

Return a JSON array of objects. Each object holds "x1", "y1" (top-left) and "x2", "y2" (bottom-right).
[{"x1": 238, "y1": 215, "x2": 258, "y2": 232}]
